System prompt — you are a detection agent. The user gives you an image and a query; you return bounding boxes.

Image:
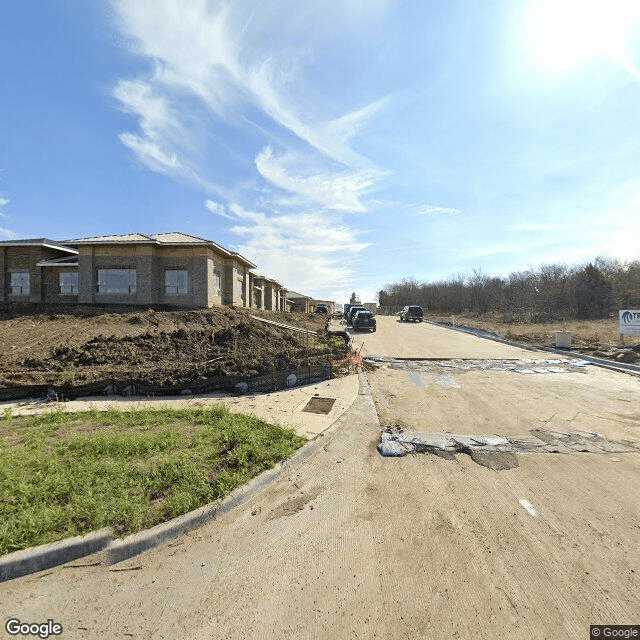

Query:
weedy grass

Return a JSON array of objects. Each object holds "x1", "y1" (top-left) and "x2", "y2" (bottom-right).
[
  {"x1": 427, "y1": 313, "x2": 640, "y2": 349},
  {"x1": 0, "y1": 404, "x2": 306, "y2": 556}
]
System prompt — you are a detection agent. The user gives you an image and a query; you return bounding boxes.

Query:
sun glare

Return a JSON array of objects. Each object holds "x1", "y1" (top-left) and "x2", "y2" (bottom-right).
[{"x1": 525, "y1": 0, "x2": 640, "y2": 75}]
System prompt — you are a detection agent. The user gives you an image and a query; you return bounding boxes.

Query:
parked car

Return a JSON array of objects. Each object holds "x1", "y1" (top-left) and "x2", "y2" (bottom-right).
[
  {"x1": 347, "y1": 306, "x2": 367, "y2": 326},
  {"x1": 315, "y1": 304, "x2": 328, "y2": 314},
  {"x1": 399, "y1": 305, "x2": 424, "y2": 322},
  {"x1": 352, "y1": 310, "x2": 376, "y2": 332}
]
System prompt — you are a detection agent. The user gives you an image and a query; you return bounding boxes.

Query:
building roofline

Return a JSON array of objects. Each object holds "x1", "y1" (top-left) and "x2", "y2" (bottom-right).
[
  {"x1": 61, "y1": 232, "x2": 257, "y2": 267},
  {"x1": 0, "y1": 239, "x2": 78, "y2": 254},
  {"x1": 63, "y1": 233, "x2": 155, "y2": 245}
]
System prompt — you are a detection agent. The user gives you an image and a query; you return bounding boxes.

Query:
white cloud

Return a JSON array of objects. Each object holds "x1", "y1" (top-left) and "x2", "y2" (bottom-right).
[
  {"x1": 255, "y1": 147, "x2": 379, "y2": 212},
  {"x1": 248, "y1": 60, "x2": 389, "y2": 164},
  {"x1": 413, "y1": 204, "x2": 461, "y2": 216},
  {"x1": 110, "y1": 0, "x2": 388, "y2": 174},
  {"x1": 110, "y1": 0, "x2": 392, "y2": 296},
  {"x1": 214, "y1": 201, "x2": 370, "y2": 295},
  {"x1": 204, "y1": 199, "x2": 234, "y2": 219},
  {"x1": 113, "y1": 79, "x2": 190, "y2": 174},
  {"x1": 0, "y1": 228, "x2": 16, "y2": 239},
  {"x1": 0, "y1": 197, "x2": 9, "y2": 208},
  {"x1": 118, "y1": 133, "x2": 183, "y2": 173}
]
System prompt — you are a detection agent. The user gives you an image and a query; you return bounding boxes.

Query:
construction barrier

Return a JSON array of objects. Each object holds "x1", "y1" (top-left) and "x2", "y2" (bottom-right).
[{"x1": 0, "y1": 364, "x2": 334, "y2": 403}]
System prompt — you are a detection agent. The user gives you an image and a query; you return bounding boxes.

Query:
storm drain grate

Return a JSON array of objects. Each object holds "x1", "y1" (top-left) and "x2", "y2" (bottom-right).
[{"x1": 302, "y1": 396, "x2": 336, "y2": 415}]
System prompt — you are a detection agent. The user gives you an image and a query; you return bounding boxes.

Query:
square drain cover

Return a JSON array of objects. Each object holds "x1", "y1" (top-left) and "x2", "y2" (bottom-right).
[{"x1": 302, "y1": 397, "x2": 336, "y2": 415}]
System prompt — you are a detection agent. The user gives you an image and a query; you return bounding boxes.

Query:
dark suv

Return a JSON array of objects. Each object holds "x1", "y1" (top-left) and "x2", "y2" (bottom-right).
[
  {"x1": 399, "y1": 305, "x2": 424, "y2": 322},
  {"x1": 315, "y1": 304, "x2": 328, "y2": 314},
  {"x1": 352, "y1": 310, "x2": 376, "y2": 332},
  {"x1": 347, "y1": 306, "x2": 367, "y2": 326}
]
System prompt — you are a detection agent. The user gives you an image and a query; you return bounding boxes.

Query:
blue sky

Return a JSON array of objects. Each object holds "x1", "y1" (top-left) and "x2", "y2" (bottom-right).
[{"x1": 2, "y1": 0, "x2": 640, "y2": 304}]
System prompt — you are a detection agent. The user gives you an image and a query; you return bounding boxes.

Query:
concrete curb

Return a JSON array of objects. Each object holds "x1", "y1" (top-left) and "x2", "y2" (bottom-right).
[
  {"x1": 0, "y1": 528, "x2": 112, "y2": 582},
  {"x1": 0, "y1": 377, "x2": 360, "y2": 582}
]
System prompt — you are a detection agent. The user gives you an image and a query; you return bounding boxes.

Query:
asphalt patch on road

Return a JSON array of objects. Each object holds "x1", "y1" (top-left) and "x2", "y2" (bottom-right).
[
  {"x1": 378, "y1": 428, "x2": 637, "y2": 469},
  {"x1": 468, "y1": 451, "x2": 519, "y2": 470}
]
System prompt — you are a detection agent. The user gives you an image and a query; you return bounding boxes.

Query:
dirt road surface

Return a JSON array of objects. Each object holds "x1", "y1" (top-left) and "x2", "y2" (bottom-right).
[{"x1": 2, "y1": 318, "x2": 639, "y2": 639}]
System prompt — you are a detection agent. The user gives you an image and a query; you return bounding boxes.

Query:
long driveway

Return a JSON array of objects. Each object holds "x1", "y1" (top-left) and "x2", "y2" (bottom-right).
[{"x1": 2, "y1": 318, "x2": 639, "y2": 639}]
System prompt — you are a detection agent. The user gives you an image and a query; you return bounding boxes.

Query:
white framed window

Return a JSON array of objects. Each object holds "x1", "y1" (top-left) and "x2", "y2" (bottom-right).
[
  {"x1": 59, "y1": 272, "x2": 79, "y2": 294},
  {"x1": 165, "y1": 269, "x2": 188, "y2": 294},
  {"x1": 10, "y1": 272, "x2": 29, "y2": 295},
  {"x1": 235, "y1": 280, "x2": 243, "y2": 299},
  {"x1": 213, "y1": 270, "x2": 221, "y2": 295},
  {"x1": 97, "y1": 269, "x2": 136, "y2": 294}
]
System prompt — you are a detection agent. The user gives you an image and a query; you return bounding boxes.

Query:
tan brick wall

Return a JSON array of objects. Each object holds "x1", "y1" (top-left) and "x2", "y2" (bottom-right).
[
  {"x1": 76, "y1": 244, "x2": 233, "y2": 308},
  {"x1": 2, "y1": 241, "x2": 257, "y2": 310},
  {"x1": 224, "y1": 259, "x2": 250, "y2": 307},
  {"x1": 78, "y1": 245, "x2": 152, "y2": 305},
  {"x1": 41, "y1": 267, "x2": 79, "y2": 303},
  {"x1": 206, "y1": 258, "x2": 224, "y2": 307},
  {"x1": 1, "y1": 246, "x2": 69, "y2": 303}
]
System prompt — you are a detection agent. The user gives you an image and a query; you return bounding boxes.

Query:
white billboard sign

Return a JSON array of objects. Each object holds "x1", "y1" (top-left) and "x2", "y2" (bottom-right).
[{"x1": 619, "y1": 310, "x2": 640, "y2": 335}]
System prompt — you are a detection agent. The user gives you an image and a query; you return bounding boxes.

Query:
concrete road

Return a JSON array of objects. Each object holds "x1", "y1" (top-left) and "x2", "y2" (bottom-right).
[
  {"x1": 2, "y1": 320, "x2": 639, "y2": 639},
  {"x1": 346, "y1": 315, "x2": 537, "y2": 359}
]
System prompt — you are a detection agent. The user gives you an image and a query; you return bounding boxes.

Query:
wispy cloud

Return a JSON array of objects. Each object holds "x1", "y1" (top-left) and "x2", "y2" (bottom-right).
[
  {"x1": 207, "y1": 200, "x2": 370, "y2": 294},
  {"x1": 110, "y1": 0, "x2": 388, "y2": 172},
  {"x1": 204, "y1": 199, "x2": 234, "y2": 220},
  {"x1": 113, "y1": 79, "x2": 189, "y2": 174},
  {"x1": 0, "y1": 228, "x2": 16, "y2": 239},
  {"x1": 413, "y1": 204, "x2": 461, "y2": 216},
  {"x1": 0, "y1": 196, "x2": 8, "y2": 219},
  {"x1": 109, "y1": 0, "x2": 392, "y2": 296},
  {"x1": 255, "y1": 146, "x2": 380, "y2": 212}
]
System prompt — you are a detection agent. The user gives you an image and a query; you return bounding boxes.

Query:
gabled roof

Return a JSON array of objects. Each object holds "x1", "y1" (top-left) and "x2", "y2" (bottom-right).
[
  {"x1": 285, "y1": 290, "x2": 311, "y2": 299},
  {"x1": 150, "y1": 232, "x2": 211, "y2": 244},
  {"x1": 63, "y1": 233, "x2": 155, "y2": 244},
  {"x1": 0, "y1": 238, "x2": 78, "y2": 254},
  {"x1": 63, "y1": 232, "x2": 256, "y2": 268},
  {"x1": 251, "y1": 273, "x2": 282, "y2": 287}
]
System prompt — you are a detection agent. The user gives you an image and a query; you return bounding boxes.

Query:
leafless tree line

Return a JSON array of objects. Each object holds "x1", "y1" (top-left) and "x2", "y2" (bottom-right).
[{"x1": 378, "y1": 257, "x2": 640, "y2": 322}]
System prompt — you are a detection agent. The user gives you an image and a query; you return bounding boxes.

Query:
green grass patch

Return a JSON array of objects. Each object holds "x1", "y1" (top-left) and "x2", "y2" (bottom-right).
[{"x1": 0, "y1": 405, "x2": 307, "y2": 556}]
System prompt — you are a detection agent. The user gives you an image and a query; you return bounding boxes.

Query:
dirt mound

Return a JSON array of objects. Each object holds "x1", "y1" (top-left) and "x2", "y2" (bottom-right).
[{"x1": 0, "y1": 305, "x2": 348, "y2": 390}]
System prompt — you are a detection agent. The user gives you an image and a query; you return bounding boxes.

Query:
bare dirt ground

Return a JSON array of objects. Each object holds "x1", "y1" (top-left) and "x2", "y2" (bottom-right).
[{"x1": 0, "y1": 305, "x2": 345, "y2": 390}]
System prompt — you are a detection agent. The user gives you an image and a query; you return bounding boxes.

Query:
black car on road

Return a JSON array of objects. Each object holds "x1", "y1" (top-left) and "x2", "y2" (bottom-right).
[
  {"x1": 399, "y1": 305, "x2": 424, "y2": 322},
  {"x1": 352, "y1": 310, "x2": 376, "y2": 332}
]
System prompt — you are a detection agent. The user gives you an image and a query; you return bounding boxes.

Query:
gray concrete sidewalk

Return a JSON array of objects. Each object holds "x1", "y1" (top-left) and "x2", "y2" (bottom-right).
[{"x1": 1, "y1": 373, "x2": 360, "y2": 439}]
